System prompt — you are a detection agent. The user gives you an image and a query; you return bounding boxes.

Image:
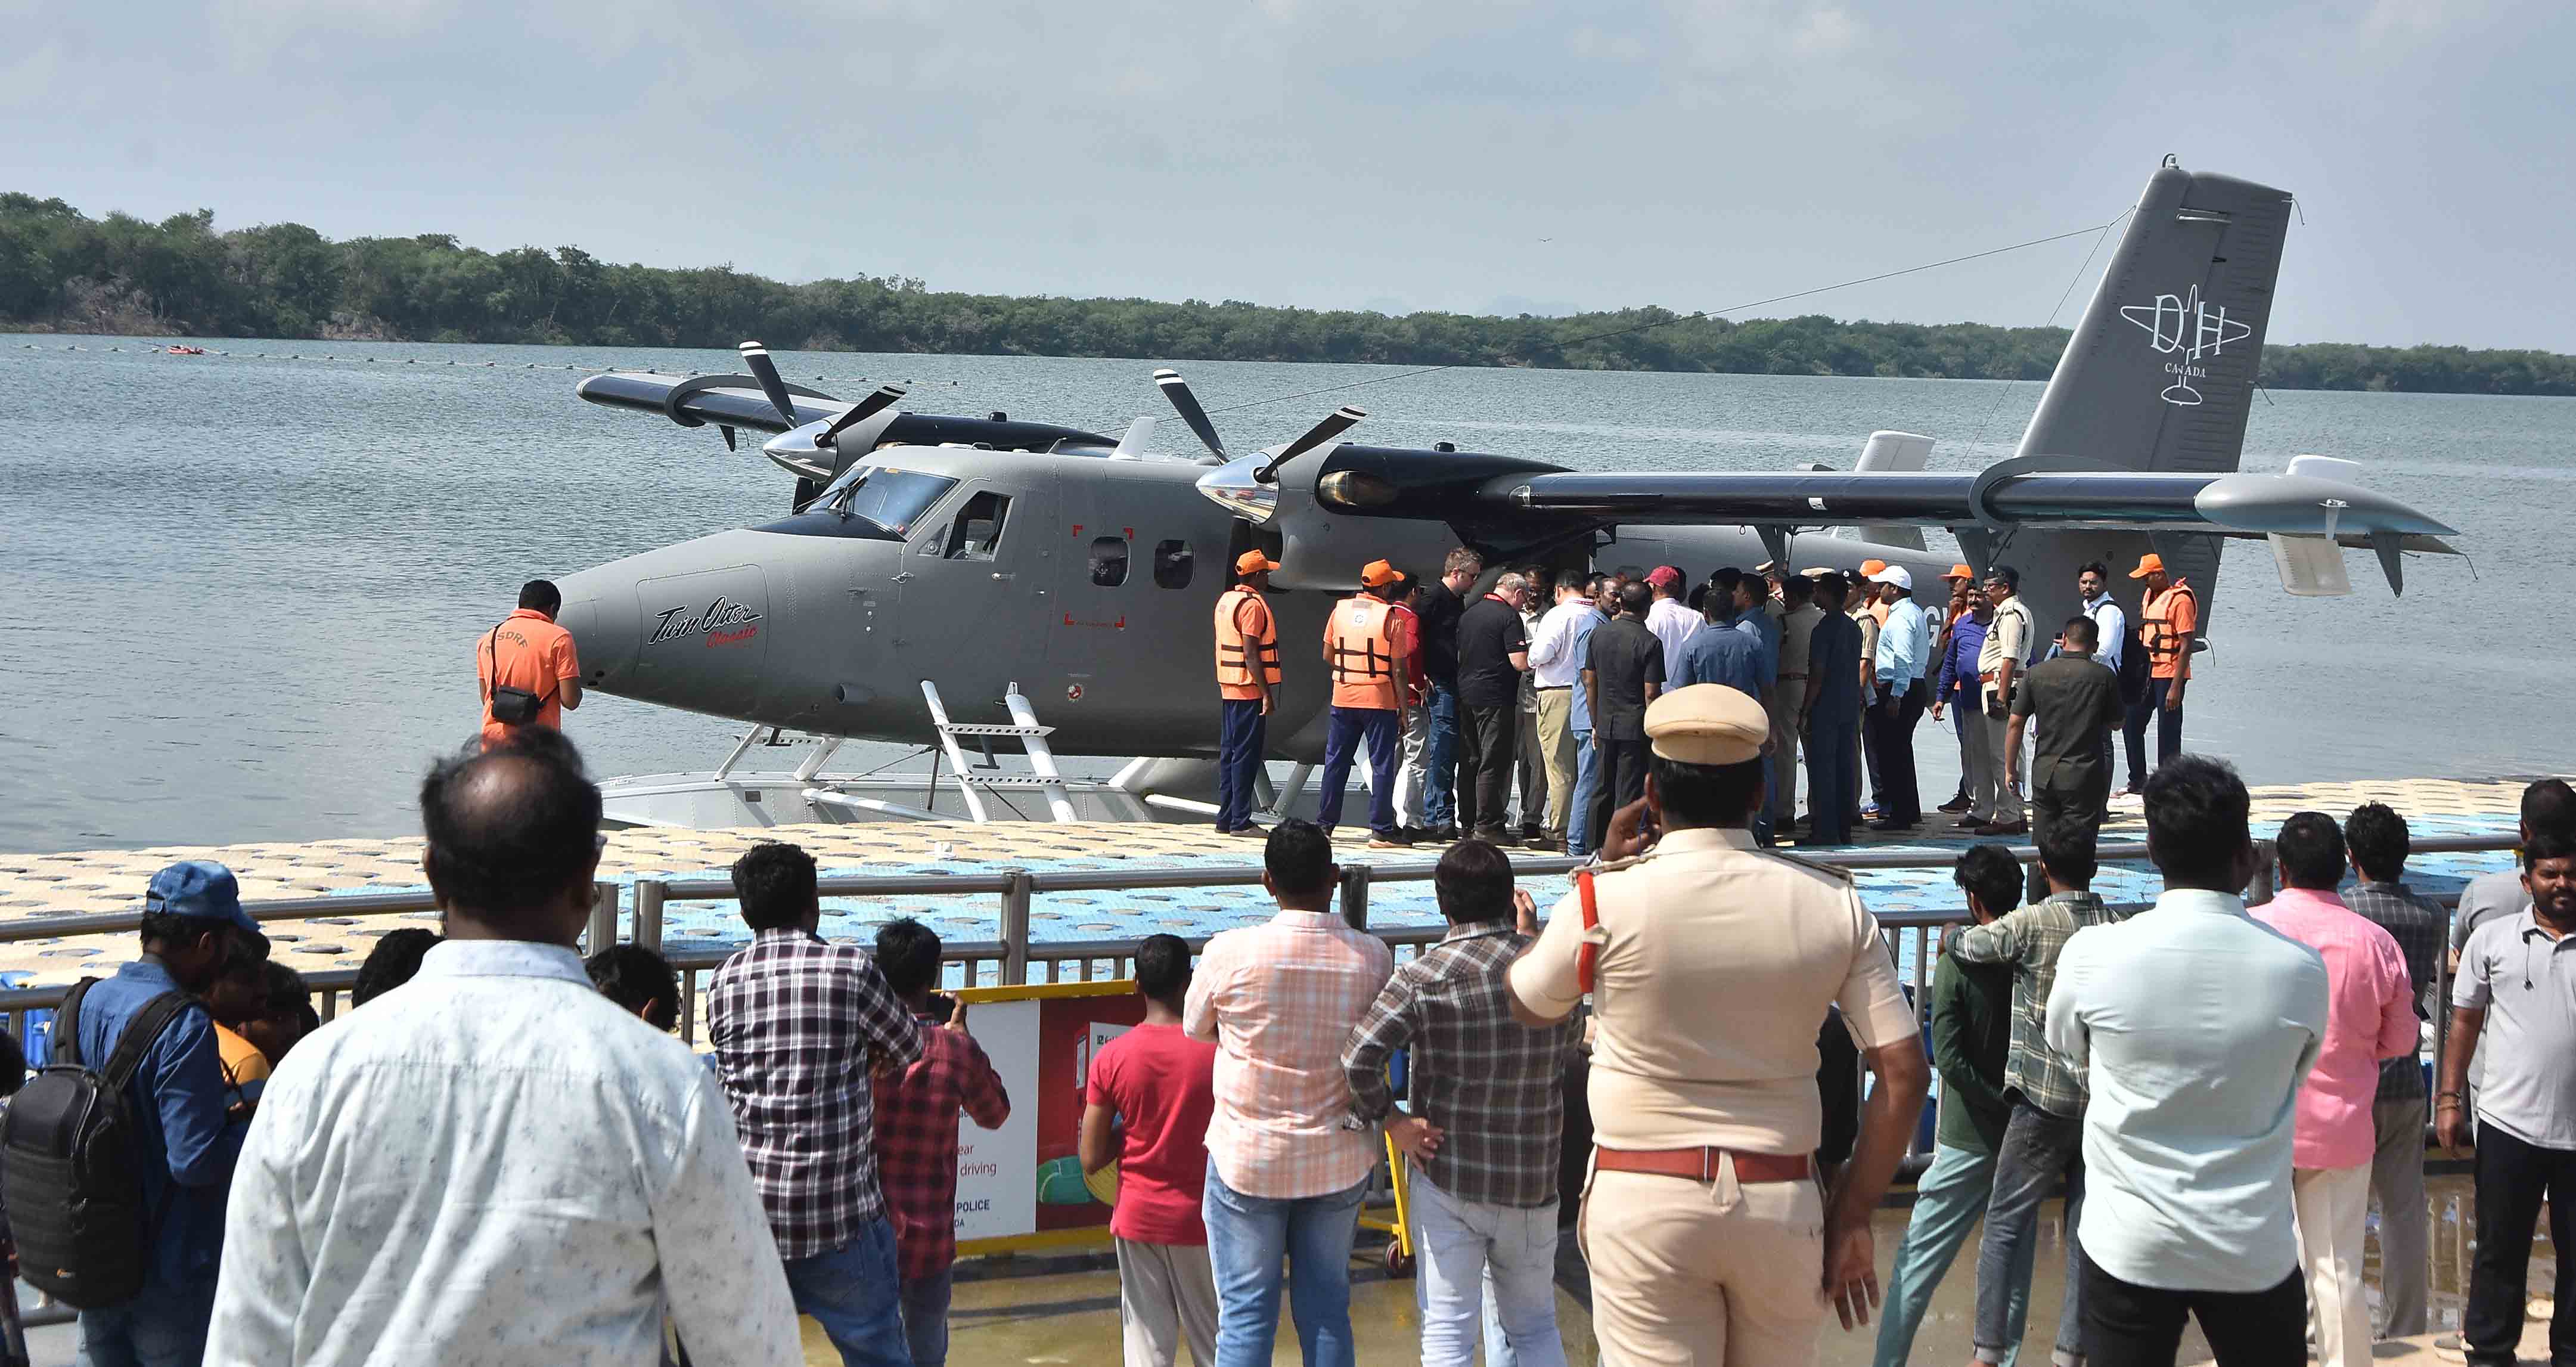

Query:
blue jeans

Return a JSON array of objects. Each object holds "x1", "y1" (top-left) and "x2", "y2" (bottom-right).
[
  {"x1": 1216, "y1": 698, "x2": 1267, "y2": 831},
  {"x1": 1566, "y1": 729, "x2": 1599, "y2": 857},
  {"x1": 1874, "y1": 1143, "x2": 2029, "y2": 1367},
  {"x1": 1411, "y1": 1170, "x2": 1566, "y2": 1367},
  {"x1": 1977, "y1": 1102, "x2": 2085, "y2": 1366},
  {"x1": 1317, "y1": 706, "x2": 1401, "y2": 838},
  {"x1": 76, "y1": 1279, "x2": 216, "y2": 1367},
  {"x1": 1203, "y1": 1163, "x2": 1368, "y2": 1367},
  {"x1": 782, "y1": 1217, "x2": 912, "y2": 1367},
  {"x1": 1424, "y1": 681, "x2": 1459, "y2": 826},
  {"x1": 901, "y1": 1264, "x2": 955, "y2": 1367}
]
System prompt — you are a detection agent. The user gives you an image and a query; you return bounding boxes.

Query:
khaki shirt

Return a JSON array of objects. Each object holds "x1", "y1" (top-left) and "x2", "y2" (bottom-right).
[
  {"x1": 1509, "y1": 827, "x2": 1917, "y2": 1154},
  {"x1": 1777, "y1": 604, "x2": 1822, "y2": 677},
  {"x1": 1854, "y1": 610, "x2": 1882, "y2": 686},
  {"x1": 1978, "y1": 595, "x2": 2034, "y2": 678}
]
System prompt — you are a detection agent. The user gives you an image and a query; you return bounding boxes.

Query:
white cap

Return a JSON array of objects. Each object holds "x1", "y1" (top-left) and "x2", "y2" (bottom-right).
[{"x1": 1869, "y1": 565, "x2": 1914, "y2": 591}]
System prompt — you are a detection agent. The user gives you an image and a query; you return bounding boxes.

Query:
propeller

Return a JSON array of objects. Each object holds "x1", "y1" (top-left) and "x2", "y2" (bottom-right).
[
  {"x1": 1153, "y1": 368, "x2": 1227, "y2": 459},
  {"x1": 737, "y1": 341, "x2": 803, "y2": 427},
  {"x1": 1253, "y1": 405, "x2": 1367, "y2": 485},
  {"x1": 816, "y1": 384, "x2": 910, "y2": 449}
]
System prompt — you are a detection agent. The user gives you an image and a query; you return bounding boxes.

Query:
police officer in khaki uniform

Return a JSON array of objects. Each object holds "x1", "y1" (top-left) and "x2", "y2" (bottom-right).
[{"x1": 1508, "y1": 685, "x2": 1929, "y2": 1366}]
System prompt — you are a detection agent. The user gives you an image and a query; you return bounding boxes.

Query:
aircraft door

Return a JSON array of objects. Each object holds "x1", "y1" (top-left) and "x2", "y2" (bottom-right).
[{"x1": 889, "y1": 475, "x2": 1055, "y2": 696}]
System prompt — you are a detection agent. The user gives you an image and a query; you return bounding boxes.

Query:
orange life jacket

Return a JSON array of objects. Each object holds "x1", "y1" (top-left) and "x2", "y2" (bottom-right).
[
  {"x1": 1213, "y1": 588, "x2": 1280, "y2": 699},
  {"x1": 1326, "y1": 594, "x2": 1401, "y2": 709},
  {"x1": 2140, "y1": 580, "x2": 2199, "y2": 675}
]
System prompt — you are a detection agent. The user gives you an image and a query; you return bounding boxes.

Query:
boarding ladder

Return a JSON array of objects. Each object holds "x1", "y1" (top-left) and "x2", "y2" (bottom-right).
[{"x1": 919, "y1": 681, "x2": 1078, "y2": 823}]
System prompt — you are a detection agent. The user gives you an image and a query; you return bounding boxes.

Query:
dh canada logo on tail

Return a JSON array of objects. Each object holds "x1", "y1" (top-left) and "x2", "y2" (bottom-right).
[
  {"x1": 2119, "y1": 284, "x2": 2252, "y2": 407},
  {"x1": 648, "y1": 596, "x2": 762, "y2": 646}
]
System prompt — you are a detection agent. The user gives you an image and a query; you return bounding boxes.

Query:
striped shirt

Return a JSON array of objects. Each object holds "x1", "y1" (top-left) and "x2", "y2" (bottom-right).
[
  {"x1": 708, "y1": 929, "x2": 924, "y2": 1259},
  {"x1": 1342, "y1": 922, "x2": 1581, "y2": 1208},
  {"x1": 1950, "y1": 890, "x2": 2133, "y2": 1117},
  {"x1": 1185, "y1": 909, "x2": 1395, "y2": 1199}
]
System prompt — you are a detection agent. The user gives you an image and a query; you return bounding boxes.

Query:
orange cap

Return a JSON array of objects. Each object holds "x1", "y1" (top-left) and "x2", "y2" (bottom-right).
[
  {"x1": 1858, "y1": 559, "x2": 1888, "y2": 577},
  {"x1": 1360, "y1": 559, "x2": 1407, "y2": 588},
  {"x1": 1942, "y1": 563, "x2": 1975, "y2": 581},
  {"x1": 1235, "y1": 550, "x2": 1280, "y2": 575},
  {"x1": 2128, "y1": 553, "x2": 2167, "y2": 579}
]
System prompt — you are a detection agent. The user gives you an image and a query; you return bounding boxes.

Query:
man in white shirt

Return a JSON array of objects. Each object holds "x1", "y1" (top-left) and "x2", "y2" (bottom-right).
[
  {"x1": 1643, "y1": 565, "x2": 1699, "y2": 682},
  {"x1": 206, "y1": 730, "x2": 800, "y2": 1367},
  {"x1": 2045, "y1": 754, "x2": 2327, "y2": 1367},
  {"x1": 1525, "y1": 575, "x2": 1599, "y2": 853}
]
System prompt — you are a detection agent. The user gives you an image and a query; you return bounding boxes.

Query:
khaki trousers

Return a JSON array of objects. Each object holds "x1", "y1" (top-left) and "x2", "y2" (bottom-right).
[
  {"x1": 1767, "y1": 678, "x2": 1803, "y2": 824},
  {"x1": 1115, "y1": 1237, "x2": 1218, "y2": 1367},
  {"x1": 2293, "y1": 1164, "x2": 2373, "y2": 1367},
  {"x1": 1535, "y1": 689, "x2": 1578, "y2": 843},
  {"x1": 1581, "y1": 1163, "x2": 1826, "y2": 1366}
]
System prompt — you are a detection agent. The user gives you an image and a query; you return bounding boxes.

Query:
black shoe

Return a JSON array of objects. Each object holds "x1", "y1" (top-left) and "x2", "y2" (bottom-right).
[
  {"x1": 1473, "y1": 826, "x2": 1519, "y2": 847},
  {"x1": 1936, "y1": 795, "x2": 1973, "y2": 814},
  {"x1": 1424, "y1": 824, "x2": 1463, "y2": 842},
  {"x1": 1401, "y1": 825, "x2": 1430, "y2": 842},
  {"x1": 2120, "y1": 781, "x2": 2144, "y2": 797},
  {"x1": 1869, "y1": 818, "x2": 1919, "y2": 833},
  {"x1": 1519, "y1": 824, "x2": 1544, "y2": 842},
  {"x1": 1369, "y1": 830, "x2": 1416, "y2": 849}
]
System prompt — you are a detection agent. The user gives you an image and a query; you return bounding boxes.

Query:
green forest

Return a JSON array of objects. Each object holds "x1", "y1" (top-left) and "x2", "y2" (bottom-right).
[{"x1": 5, "y1": 193, "x2": 2570, "y2": 396}]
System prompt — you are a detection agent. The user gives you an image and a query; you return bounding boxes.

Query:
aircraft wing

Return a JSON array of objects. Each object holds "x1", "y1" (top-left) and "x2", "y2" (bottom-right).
[{"x1": 578, "y1": 371, "x2": 847, "y2": 435}]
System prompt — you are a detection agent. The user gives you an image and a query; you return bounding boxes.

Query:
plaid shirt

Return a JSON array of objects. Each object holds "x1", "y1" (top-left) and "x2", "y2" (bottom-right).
[
  {"x1": 873, "y1": 1013, "x2": 1012, "y2": 1279},
  {"x1": 707, "y1": 929, "x2": 923, "y2": 1260},
  {"x1": 2344, "y1": 880, "x2": 2445, "y2": 1102},
  {"x1": 1951, "y1": 890, "x2": 2131, "y2": 1117},
  {"x1": 1342, "y1": 923, "x2": 1579, "y2": 1209},
  {"x1": 1185, "y1": 909, "x2": 1394, "y2": 1199}
]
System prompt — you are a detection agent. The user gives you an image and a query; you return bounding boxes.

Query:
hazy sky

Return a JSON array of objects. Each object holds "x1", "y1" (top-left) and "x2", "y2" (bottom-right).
[{"x1": 5, "y1": 0, "x2": 2568, "y2": 349}]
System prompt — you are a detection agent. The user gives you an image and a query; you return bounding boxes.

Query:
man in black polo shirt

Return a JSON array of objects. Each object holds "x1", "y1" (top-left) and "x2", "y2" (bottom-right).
[
  {"x1": 1455, "y1": 572, "x2": 1532, "y2": 845},
  {"x1": 1579, "y1": 581, "x2": 1665, "y2": 851},
  {"x1": 1416, "y1": 548, "x2": 1482, "y2": 842}
]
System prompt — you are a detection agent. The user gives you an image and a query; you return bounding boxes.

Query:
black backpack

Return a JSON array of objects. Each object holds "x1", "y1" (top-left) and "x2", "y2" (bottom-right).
[
  {"x1": 2116, "y1": 613, "x2": 2152, "y2": 706},
  {"x1": 0, "y1": 980, "x2": 193, "y2": 1308}
]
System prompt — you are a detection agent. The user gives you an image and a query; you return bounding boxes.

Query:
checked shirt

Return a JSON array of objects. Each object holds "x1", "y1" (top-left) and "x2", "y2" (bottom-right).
[
  {"x1": 1342, "y1": 922, "x2": 1581, "y2": 1209},
  {"x1": 707, "y1": 928, "x2": 923, "y2": 1260},
  {"x1": 1951, "y1": 890, "x2": 2130, "y2": 1118},
  {"x1": 2344, "y1": 879, "x2": 2446, "y2": 1102},
  {"x1": 1185, "y1": 909, "x2": 1394, "y2": 1199},
  {"x1": 874, "y1": 1013, "x2": 1012, "y2": 1280}
]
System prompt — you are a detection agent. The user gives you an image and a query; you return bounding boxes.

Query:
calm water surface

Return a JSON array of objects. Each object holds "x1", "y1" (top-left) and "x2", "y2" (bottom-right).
[{"x1": 3, "y1": 336, "x2": 2569, "y2": 851}]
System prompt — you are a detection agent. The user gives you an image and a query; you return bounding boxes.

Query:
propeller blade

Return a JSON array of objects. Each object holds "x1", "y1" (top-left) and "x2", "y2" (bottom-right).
[
  {"x1": 736, "y1": 341, "x2": 803, "y2": 427},
  {"x1": 1254, "y1": 406, "x2": 1367, "y2": 483},
  {"x1": 817, "y1": 384, "x2": 909, "y2": 448},
  {"x1": 1154, "y1": 368, "x2": 1227, "y2": 458}
]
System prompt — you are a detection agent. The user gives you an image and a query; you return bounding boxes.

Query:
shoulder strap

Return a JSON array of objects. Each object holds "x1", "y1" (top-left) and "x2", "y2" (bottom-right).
[
  {"x1": 54, "y1": 977, "x2": 98, "y2": 1068},
  {"x1": 99, "y1": 992, "x2": 193, "y2": 1094},
  {"x1": 1575, "y1": 869, "x2": 1601, "y2": 995}
]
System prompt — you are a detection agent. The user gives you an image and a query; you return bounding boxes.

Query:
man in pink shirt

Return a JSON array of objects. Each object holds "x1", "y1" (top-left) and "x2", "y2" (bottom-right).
[
  {"x1": 2253, "y1": 813, "x2": 2417, "y2": 1367},
  {"x1": 1184, "y1": 819, "x2": 1395, "y2": 1367}
]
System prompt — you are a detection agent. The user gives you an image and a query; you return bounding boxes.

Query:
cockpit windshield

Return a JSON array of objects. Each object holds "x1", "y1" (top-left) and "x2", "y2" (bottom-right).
[{"x1": 815, "y1": 466, "x2": 959, "y2": 537}]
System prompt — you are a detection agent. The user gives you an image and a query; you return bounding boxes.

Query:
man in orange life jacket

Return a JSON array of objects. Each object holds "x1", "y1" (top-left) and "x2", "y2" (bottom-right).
[
  {"x1": 1318, "y1": 560, "x2": 1418, "y2": 848},
  {"x1": 1212, "y1": 551, "x2": 1283, "y2": 836},
  {"x1": 477, "y1": 579, "x2": 582, "y2": 751},
  {"x1": 2119, "y1": 553, "x2": 2198, "y2": 795}
]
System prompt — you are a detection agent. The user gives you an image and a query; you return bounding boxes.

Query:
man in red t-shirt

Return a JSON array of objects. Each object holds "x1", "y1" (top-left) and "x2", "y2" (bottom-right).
[
  {"x1": 1082, "y1": 934, "x2": 1221, "y2": 1367},
  {"x1": 477, "y1": 579, "x2": 583, "y2": 749}
]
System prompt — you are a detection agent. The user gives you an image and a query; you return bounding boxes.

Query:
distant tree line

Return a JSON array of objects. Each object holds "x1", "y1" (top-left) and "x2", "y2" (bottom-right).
[{"x1": 5, "y1": 193, "x2": 2570, "y2": 396}]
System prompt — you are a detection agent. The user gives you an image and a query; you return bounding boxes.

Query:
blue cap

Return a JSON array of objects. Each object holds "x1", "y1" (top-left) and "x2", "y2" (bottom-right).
[{"x1": 144, "y1": 861, "x2": 263, "y2": 943}]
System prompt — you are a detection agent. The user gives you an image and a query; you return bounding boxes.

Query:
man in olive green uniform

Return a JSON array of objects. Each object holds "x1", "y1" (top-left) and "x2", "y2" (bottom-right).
[{"x1": 1508, "y1": 685, "x2": 1931, "y2": 1366}]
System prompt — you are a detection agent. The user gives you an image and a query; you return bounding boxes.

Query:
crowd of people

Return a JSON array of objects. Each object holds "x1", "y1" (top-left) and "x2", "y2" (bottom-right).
[
  {"x1": 1, "y1": 603, "x2": 2562, "y2": 1367},
  {"x1": 1218, "y1": 545, "x2": 2206, "y2": 861}
]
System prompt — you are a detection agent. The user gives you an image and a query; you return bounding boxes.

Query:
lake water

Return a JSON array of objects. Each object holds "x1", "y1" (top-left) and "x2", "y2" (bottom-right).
[{"x1": 3, "y1": 334, "x2": 2570, "y2": 853}]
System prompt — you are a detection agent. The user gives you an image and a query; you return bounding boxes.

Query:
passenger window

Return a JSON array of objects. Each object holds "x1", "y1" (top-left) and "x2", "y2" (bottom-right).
[
  {"x1": 1090, "y1": 535, "x2": 1129, "y2": 587},
  {"x1": 1152, "y1": 540, "x2": 1193, "y2": 590},
  {"x1": 941, "y1": 492, "x2": 1010, "y2": 561}
]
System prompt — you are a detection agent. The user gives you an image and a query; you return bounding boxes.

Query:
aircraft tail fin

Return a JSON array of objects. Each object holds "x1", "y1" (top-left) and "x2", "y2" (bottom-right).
[{"x1": 1991, "y1": 160, "x2": 2295, "y2": 637}]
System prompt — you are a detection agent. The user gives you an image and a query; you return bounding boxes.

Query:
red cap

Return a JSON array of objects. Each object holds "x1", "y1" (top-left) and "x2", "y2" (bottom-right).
[{"x1": 1645, "y1": 565, "x2": 1683, "y2": 589}]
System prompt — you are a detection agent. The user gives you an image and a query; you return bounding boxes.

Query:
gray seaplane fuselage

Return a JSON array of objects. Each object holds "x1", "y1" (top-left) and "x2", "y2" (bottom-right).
[{"x1": 556, "y1": 444, "x2": 1938, "y2": 765}]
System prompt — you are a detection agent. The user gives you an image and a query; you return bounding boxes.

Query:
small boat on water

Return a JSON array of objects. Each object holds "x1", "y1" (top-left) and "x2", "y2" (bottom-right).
[{"x1": 166, "y1": 345, "x2": 206, "y2": 355}]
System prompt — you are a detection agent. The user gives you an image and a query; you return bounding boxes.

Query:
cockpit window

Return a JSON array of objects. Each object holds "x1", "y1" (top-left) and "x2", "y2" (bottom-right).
[
  {"x1": 939, "y1": 492, "x2": 1011, "y2": 561},
  {"x1": 815, "y1": 466, "x2": 958, "y2": 537}
]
